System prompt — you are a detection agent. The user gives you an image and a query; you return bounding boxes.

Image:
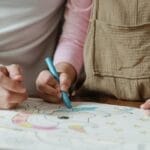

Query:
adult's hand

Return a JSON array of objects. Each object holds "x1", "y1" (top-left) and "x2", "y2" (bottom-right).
[{"x1": 0, "y1": 64, "x2": 28, "y2": 109}]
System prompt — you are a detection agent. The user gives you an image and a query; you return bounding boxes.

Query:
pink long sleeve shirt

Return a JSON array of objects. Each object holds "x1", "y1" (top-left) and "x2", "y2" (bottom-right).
[
  {"x1": 54, "y1": 0, "x2": 92, "y2": 75},
  {"x1": 0, "y1": 0, "x2": 91, "y2": 96}
]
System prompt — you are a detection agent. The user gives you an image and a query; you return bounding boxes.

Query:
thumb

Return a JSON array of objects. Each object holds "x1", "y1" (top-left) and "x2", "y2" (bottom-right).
[{"x1": 59, "y1": 73, "x2": 72, "y2": 92}]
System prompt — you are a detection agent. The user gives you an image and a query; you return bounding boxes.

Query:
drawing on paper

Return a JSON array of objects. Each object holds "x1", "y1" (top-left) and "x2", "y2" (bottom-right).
[{"x1": 0, "y1": 98, "x2": 149, "y2": 149}]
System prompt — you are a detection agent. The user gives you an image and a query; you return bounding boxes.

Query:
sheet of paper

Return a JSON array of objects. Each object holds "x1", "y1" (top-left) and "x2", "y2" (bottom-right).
[{"x1": 0, "y1": 98, "x2": 149, "y2": 150}]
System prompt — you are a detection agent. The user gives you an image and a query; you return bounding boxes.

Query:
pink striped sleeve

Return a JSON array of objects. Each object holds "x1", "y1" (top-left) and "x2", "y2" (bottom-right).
[{"x1": 54, "y1": 0, "x2": 92, "y2": 75}]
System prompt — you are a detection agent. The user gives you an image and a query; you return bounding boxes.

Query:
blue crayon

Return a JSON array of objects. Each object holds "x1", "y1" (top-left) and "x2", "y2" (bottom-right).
[{"x1": 45, "y1": 57, "x2": 72, "y2": 109}]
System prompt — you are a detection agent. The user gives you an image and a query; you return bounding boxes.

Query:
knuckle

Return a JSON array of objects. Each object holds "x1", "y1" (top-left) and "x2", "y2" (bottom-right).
[
  {"x1": 10, "y1": 64, "x2": 20, "y2": 68},
  {"x1": 9, "y1": 64, "x2": 22, "y2": 73}
]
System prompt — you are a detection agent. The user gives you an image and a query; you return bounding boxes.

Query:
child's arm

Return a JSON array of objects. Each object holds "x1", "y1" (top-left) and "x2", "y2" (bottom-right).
[
  {"x1": 54, "y1": 0, "x2": 92, "y2": 75},
  {"x1": 36, "y1": 0, "x2": 92, "y2": 103}
]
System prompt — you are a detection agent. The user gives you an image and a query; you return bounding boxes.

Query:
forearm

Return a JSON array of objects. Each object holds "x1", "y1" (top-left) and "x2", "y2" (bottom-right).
[{"x1": 54, "y1": 0, "x2": 92, "y2": 75}]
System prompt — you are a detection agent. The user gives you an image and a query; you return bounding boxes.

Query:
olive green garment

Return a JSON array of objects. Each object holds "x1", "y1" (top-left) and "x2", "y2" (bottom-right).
[{"x1": 83, "y1": 0, "x2": 150, "y2": 101}]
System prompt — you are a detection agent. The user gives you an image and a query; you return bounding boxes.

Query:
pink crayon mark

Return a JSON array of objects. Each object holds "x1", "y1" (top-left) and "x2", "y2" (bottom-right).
[
  {"x1": 12, "y1": 112, "x2": 58, "y2": 131},
  {"x1": 32, "y1": 125, "x2": 57, "y2": 130},
  {"x1": 12, "y1": 112, "x2": 30, "y2": 124}
]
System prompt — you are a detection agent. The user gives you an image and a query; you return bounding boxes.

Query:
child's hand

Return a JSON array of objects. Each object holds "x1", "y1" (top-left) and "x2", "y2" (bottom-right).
[
  {"x1": 36, "y1": 62, "x2": 76, "y2": 103},
  {"x1": 140, "y1": 99, "x2": 150, "y2": 110},
  {"x1": 0, "y1": 64, "x2": 28, "y2": 109}
]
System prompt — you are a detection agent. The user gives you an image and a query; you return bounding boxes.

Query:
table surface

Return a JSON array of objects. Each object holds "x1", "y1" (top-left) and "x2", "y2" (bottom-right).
[
  {"x1": 73, "y1": 97, "x2": 142, "y2": 108},
  {"x1": 0, "y1": 98, "x2": 149, "y2": 150},
  {"x1": 73, "y1": 88, "x2": 144, "y2": 108}
]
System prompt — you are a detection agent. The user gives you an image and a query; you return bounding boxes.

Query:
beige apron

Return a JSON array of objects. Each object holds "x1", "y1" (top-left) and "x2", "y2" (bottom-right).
[{"x1": 83, "y1": 0, "x2": 150, "y2": 100}]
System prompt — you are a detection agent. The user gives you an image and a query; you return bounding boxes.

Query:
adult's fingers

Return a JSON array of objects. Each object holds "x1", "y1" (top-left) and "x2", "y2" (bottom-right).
[
  {"x1": 0, "y1": 72, "x2": 26, "y2": 93},
  {"x1": 0, "y1": 102, "x2": 18, "y2": 109},
  {"x1": 6, "y1": 64, "x2": 23, "y2": 81},
  {"x1": 140, "y1": 99, "x2": 150, "y2": 110},
  {"x1": 0, "y1": 87, "x2": 28, "y2": 109},
  {"x1": 0, "y1": 65, "x2": 9, "y2": 76}
]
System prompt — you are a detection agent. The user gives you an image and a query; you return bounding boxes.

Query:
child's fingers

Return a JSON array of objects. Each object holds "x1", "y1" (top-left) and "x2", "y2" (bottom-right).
[
  {"x1": 36, "y1": 70, "x2": 60, "y2": 96},
  {"x1": 6, "y1": 64, "x2": 23, "y2": 81},
  {"x1": 37, "y1": 70, "x2": 58, "y2": 85},
  {"x1": 39, "y1": 92, "x2": 61, "y2": 104},
  {"x1": 140, "y1": 99, "x2": 150, "y2": 110},
  {"x1": 38, "y1": 84, "x2": 59, "y2": 96},
  {"x1": 55, "y1": 62, "x2": 76, "y2": 92},
  {"x1": 59, "y1": 73, "x2": 72, "y2": 92}
]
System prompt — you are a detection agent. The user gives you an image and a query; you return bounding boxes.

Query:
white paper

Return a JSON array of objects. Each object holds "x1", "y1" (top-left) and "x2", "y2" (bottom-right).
[{"x1": 0, "y1": 98, "x2": 149, "y2": 150}]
